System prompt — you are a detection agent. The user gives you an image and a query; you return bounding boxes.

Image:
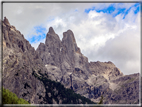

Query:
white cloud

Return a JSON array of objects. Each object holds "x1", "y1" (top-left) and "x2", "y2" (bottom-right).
[
  {"x1": 90, "y1": 12, "x2": 140, "y2": 75},
  {"x1": 3, "y1": 3, "x2": 140, "y2": 75}
]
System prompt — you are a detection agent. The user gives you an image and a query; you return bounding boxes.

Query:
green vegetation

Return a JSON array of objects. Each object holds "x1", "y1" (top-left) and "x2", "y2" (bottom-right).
[
  {"x1": 32, "y1": 69, "x2": 96, "y2": 104},
  {"x1": 2, "y1": 87, "x2": 29, "y2": 104}
]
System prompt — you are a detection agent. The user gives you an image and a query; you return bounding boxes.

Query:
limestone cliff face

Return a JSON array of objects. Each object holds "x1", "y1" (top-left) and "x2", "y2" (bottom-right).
[
  {"x1": 89, "y1": 61, "x2": 123, "y2": 80},
  {"x1": 36, "y1": 28, "x2": 91, "y2": 89},
  {"x1": 37, "y1": 27, "x2": 62, "y2": 68},
  {"x1": 36, "y1": 27, "x2": 63, "y2": 83},
  {"x1": 36, "y1": 27, "x2": 139, "y2": 104},
  {"x1": 2, "y1": 17, "x2": 47, "y2": 104}
]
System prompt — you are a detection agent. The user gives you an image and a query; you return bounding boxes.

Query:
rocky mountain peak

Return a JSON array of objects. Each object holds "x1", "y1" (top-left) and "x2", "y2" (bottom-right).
[
  {"x1": 62, "y1": 29, "x2": 81, "y2": 54},
  {"x1": 45, "y1": 27, "x2": 61, "y2": 46},
  {"x1": 63, "y1": 29, "x2": 76, "y2": 43},
  {"x1": 37, "y1": 43, "x2": 46, "y2": 52},
  {"x1": 48, "y1": 27, "x2": 55, "y2": 34},
  {"x1": 4, "y1": 17, "x2": 10, "y2": 25},
  {"x1": 2, "y1": 17, "x2": 47, "y2": 104},
  {"x1": 38, "y1": 27, "x2": 62, "y2": 67}
]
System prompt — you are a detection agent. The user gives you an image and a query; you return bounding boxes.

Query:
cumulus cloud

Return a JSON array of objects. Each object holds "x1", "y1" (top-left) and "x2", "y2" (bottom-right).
[{"x1": 3, "y1": 2, "x2": 140, "y2": 75}]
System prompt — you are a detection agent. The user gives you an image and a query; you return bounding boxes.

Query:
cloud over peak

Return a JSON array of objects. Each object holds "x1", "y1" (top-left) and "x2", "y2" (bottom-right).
[{"x1": 3, "y1": 2, "x2": 140, "y2": 75}]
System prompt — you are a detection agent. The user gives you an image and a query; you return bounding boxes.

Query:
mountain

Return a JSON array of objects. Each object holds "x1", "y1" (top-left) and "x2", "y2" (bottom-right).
[
  {"x1": 2, "y1": 17, "x2": 47, "y2": 104},
  {"x1": 2, "y1": 17, "x2": 95, "y2": 104},
  {"x1": 2, "y1": 17, "x2": 140, "y2": 104},
  {"x1": 36, "y1": 24, "x2": 140, "y2": 104},
  {"x1": 36, "y1": 26, "x2": 123, "y2": 84}
]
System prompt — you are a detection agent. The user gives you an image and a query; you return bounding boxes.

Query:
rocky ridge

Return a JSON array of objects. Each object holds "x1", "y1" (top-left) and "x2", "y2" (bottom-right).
[
  {"x1": 2, "y1": 17, "x2": 47, "y2": 104},
  {"x1": 2, "y1": 17, "x2": 140, "y2": 104},
  {"x1": 36, "y1": 26, "x2": 140, "y2": 104},
  {"x1": 2, "y1": 17, "x2": 95, "y2": 104}
]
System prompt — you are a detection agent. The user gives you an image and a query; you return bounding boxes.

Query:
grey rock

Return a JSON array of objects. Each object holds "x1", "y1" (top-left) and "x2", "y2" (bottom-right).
[
  {"x1": 89, "y1": 61, "x2": 123, "y2": 79},
  {"x1": 36, "y1": 27, "x2": 139, "y2": 104},
  {"x1": 2, "y1": 18, "x2": 47, "y2": 104},
  {"x1": 37, "y1": 27, "x2": 62, "y2": 68},
  {"x1": 107, "y1": 73, "x2": 140, "y2": 104},
  {"x1": 4, "y1": 17, "x2": 10, "y2": 25}
]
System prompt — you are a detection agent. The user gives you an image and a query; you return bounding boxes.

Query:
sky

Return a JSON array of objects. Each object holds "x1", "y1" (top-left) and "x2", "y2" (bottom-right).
[{"x1": 2, "y1": 1, "x2": 141, "y2": 75}]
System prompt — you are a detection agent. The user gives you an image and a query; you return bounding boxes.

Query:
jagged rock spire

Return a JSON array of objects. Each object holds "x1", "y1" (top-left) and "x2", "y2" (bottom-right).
[
  {"x1": 48, "y1": 27, "x2": 55, "y2": 34},
  {"x1": 4, "y1": 17, "x2": 10, "y2": 25},
  {"x1": 62, "y1": 29, "x2": 81, "y2": 54},
  {"x1": 63, "y1": 30, "x2": 76, "y2": 43},
  {"x1": 45, "y1": 27, "x2": 60, "y2": 45},
  {"x1": 41, "y1": 27, "x2": 62, "y2": 67}
]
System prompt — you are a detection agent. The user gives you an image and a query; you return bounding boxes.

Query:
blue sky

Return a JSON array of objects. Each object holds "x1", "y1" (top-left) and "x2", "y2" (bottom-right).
[
  {"x1": 28, "y1": 25, "x2": 46, "y2": 43},
  {"x1": 85, "y1": 3, "x2": 140, "y2": 19}
]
